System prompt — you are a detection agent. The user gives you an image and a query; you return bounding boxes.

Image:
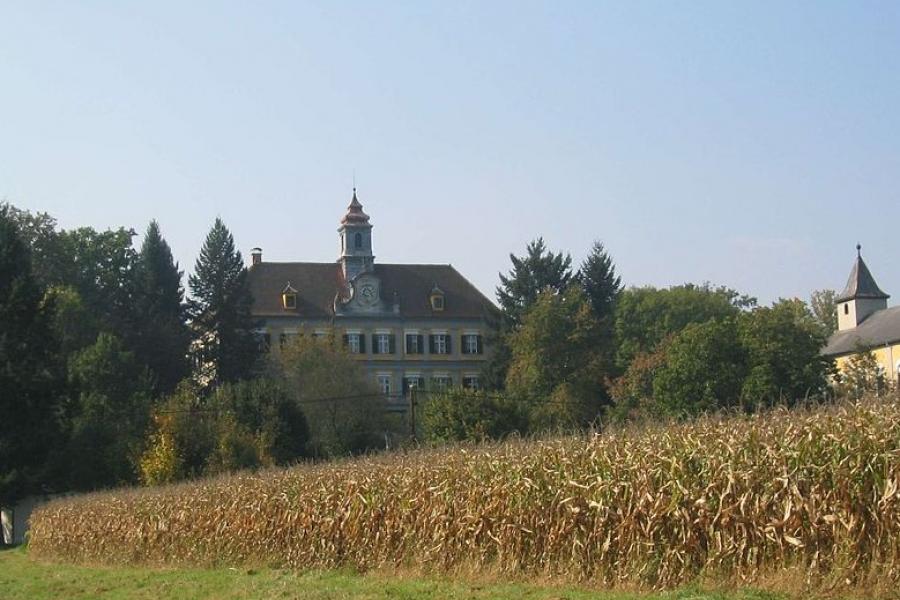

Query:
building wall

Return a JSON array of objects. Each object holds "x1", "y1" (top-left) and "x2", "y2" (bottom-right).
[
  {"x1": 257, "y1": 316, "x2": 489, "y2": 392},
  {"x1": 1, "y1": 495, "x2": 57, "y2": 545},
  {"x1": 838, "y1": 298, "x2": 888, "y2": 331},
  {"x1": 834, "y1": 342, "x2": 900, "y2": 382}
]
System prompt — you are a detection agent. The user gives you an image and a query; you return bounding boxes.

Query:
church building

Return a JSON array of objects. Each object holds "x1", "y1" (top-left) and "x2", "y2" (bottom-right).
[
  {"x1": 246, "y1": 190, "x2": 495, "y2": 397},
  {"x1": 822, "y1": 245, "x2": 900, "y2": 384}
]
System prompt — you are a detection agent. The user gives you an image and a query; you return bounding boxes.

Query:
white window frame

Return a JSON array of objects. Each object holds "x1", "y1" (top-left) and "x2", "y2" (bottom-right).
[
  {"x1": 377, "y1": 373, "x2": 392, "y2": 396},
  {"x1": 405, "y1": 332, "x2": 421, "y2": 354},
  {"x1": 376, "y1": 333, "x2": 391, "y2": 354},
  {"x1": 433, "y1": 333, "x2": 448, "y2": 355},
  {"x1": 347, "y1": 333, "x2": 361, "y2": 354},
  {"x1": 463, "y1": 334, "x2": 479, "y2": 354},
  {"x1": 432, "y1": 374, "x2": 452, "y2": 391},
  {"x1": 462, "y1": 374, "x2": 480, "y2": 390}
]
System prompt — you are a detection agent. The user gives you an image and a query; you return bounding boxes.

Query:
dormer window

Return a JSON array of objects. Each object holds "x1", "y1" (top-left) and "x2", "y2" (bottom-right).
[
  {"x1": 282, "y1": 282, "x2": 298, "y2": 310},
  {"x1": 430, "y1": 284, "x2": 445, "y2": 312}
]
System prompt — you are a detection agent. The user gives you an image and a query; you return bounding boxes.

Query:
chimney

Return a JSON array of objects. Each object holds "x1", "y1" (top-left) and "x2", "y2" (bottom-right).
[{"x1": 251, "y1": 247, "x2": 262, "y2": 266}]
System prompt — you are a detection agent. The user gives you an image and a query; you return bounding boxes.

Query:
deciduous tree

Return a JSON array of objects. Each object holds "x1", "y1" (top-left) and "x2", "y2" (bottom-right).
[{"x1": 506, "y1": 286, "x2": 610, "y2": 430}]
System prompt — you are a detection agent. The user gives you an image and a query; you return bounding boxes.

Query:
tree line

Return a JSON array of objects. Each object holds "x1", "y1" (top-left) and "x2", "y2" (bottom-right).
[
  {"x1": 421, "y1": 239, "x2": 876, "y2": 442},
  {"x1": 1, "y1": 205, "x2": 398, "y2": 506},
  {"x1": 0, "y1": 203, "x2": 880, "y2": 504}
]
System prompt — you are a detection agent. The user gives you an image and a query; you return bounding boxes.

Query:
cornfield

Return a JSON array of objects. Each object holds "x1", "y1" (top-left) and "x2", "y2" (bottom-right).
[{"x1": 28, "y1": 398, "x2": 900, "y2": 592}]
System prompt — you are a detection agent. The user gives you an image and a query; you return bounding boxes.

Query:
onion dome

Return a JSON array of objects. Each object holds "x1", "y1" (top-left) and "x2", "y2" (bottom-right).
[{"x1": 340, "y1": 188, "x2": 370, "y2": 226}]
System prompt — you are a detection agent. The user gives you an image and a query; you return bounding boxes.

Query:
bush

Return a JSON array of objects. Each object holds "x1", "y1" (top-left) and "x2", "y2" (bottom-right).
[
  {"x1": 422, "y1": 388, "x2": 528, "y2": 442},
  {"x1": 277, "y1": 332, "x2": 399, "y2": 457}
]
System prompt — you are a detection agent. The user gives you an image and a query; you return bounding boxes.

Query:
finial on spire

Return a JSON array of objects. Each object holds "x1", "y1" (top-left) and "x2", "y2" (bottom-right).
[{"x1": 857, "y1": 243, "x2": 862, "y2": 257}]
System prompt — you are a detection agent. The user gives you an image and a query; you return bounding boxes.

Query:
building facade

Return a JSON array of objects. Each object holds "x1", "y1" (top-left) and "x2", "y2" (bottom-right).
[
  {"x1": 246, "y1": 190, "x2": 495, "y2": 397},
  {"x1": 822, "y1": 245, "x2": 900, "y2": 384}
]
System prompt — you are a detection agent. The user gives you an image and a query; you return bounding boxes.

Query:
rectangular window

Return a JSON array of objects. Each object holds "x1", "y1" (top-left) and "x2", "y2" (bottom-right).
[
  {"x1": 347, "y1": 333, "x2": 361, "y2": 354},
  {"x1": 431, "y1": 376, "x2": 452, "y2": 391},
  {"x1": 462, "y1": 376, "x2": 480, "y2": 390},
  {"x1": 377, "y1": 375, "x2": 392, "y2": 396},
  {"x1": 462, "y1": 334, "x2": 482, "y2": 355},
  {"x1": 280, "y1": 332, "x2": 298, "y2": 348},
  {"x1": 405, "y1": 334, "x2": 423, "y2": 354},
  {"x1": 431, "y1": 333, "x2": 449, "y2": 355},
  {"x1": 257, "y1": 332, "x2": 271, "y2": 353},
  {"x1": 373, "y1": 333, "x2": 394, "y2": 354},
  {"x1": 403, "y1": 376, "x2": 426, "y2": 394}
]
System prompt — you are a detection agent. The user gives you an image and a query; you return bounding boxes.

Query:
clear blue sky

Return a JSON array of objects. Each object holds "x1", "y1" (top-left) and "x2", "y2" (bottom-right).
[{"x1": 2, "y1": 2, "x2": 899, "y2": 305}]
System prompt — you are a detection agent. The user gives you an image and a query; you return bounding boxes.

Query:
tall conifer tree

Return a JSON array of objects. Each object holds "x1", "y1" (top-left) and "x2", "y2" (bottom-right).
[
  {"x1": 133, "y1": 221, "x2": 190, "y2": 395},
  {"x1": 0, "y1": 207, "x2": 62, "y2": 504},
  {"x1": 496, "y1": 238, "x2": 573, "y2": 328},
  {"x1": 577, "y1": 241, "x2": 622, "y2": 323},
  {"x1": 188, "y1": 218, "x2": 259, "y2": 386},
  {"x1": 483, "y1": 238, "x2": 574, "y2": 389}
]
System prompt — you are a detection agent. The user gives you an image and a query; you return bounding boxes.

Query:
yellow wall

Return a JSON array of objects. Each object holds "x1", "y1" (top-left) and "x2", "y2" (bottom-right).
[{"x1": 834, "y1": 343, "x2": 900, "y2": 382}]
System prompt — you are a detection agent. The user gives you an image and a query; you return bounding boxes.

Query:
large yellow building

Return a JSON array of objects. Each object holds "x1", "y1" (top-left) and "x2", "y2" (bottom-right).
[
  {"x1": 246, "y1": 190, "x2": 495, "y2": 398},
  {"x1": 822, "y1": 245, "x2": 900, "y2": 383}
]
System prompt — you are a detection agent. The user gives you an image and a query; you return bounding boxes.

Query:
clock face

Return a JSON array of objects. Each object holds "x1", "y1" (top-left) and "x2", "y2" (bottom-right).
[{"x1": 359, "y1": 283, "x2": 377, "y2": 304}]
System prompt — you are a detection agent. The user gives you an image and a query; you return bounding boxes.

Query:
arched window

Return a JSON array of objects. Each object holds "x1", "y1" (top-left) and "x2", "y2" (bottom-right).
[{"x1": 354, "y1": 232, "x2": 362, "y2": 249}]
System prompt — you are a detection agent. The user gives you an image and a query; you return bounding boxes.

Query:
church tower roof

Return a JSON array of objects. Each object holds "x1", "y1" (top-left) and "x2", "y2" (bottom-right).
[
  {"x1": 340, "y1": 188, "x2": 371, "y2": 227},
  {"x1": 837, "y1": 244, "x2": 889, "y2": 303}
]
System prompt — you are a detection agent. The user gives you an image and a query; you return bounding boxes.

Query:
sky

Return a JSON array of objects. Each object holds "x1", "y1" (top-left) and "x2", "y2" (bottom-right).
[{"x1": 2, "y1": 1, "x2": 899, "y2": 305}]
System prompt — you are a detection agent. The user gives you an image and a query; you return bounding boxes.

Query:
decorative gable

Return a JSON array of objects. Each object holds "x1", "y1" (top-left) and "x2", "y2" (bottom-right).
[{"x1": 282, "y1": 282, "x2": 298, "y2": 310}]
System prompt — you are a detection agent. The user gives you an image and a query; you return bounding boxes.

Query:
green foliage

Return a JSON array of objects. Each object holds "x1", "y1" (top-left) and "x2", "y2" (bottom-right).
[
  {"x1": 422, "y1": 389, "x2": 528, "y2": 442},
  {"x1": 835, "y1": 349, "x2": 887, "y2": 399},
  {"x1": 738, "y1": 299, "x2": 829, "y2": 405},
  {"x1": 133, "y1": 221, "x2": 190, "y2": 395},
  {"x1": 576, "y1": 240, "x2": 622, "y2": 323},
  {"x1": 614, "y1": 284, "x2": 753, "y2": 371},
  {"x1": 65, "y1": 332, "x2": 154, "y2": 490},
  {"x1": 212, "y1": 378, "x2": 309, "y2": 466},
  {"x1": 55, "y1": 226, "x2": 139, "y2": 340},
  {"x1": 277, "y1": 333, "x2": 395, "y2": 457},
  {"x1": 486, "y1": 238, "x2": 575, "y2": 389},
  {"x1": 612, "y1": 300, "x2": 831, "y2": 421},
  {"x1": 652, "y1": 319, "x2": 749, "y2": 417},
  {"x1": 0, "y1": 207, "x2": 63, "y2": 504},
  {"x1": 809, "y1": 289, "x2": 838, "y2": 338},
  {"x1": 506, "y1": 286, "x2": 610, "y2": 430},
  {"x1": 496, "y1": 238, "x2": 574, "y2": 328},
  {"x1": 189, "y1": 218, "x2": 259, "y2": 386},
  {"x1": 139, "y1": 377, "x2": 309, "y2": 483},
  {"x1": 606, "y1": 337, "x2": 672, "y2": 423}
]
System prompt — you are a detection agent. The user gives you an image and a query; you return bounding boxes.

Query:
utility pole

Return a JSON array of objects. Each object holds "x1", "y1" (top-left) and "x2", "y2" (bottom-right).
[{"x1": 409, "y1": 386, "x2": 417, "y2": 442}]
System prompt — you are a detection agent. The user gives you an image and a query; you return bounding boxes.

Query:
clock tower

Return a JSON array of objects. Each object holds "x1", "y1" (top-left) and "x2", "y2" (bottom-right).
[{"x1": 338, "y1": 188, "x2": 374, "y2": 281}]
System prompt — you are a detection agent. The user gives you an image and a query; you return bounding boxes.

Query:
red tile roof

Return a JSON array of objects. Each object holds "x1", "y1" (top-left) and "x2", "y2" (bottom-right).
[{"x1": 247, "y1": 262, "x2": 495, "y2": 319}]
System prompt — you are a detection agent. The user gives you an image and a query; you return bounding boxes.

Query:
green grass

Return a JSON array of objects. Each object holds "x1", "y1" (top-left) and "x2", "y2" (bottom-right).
[{"x1": 0, "y1": 546, "x2": 786, "y2": 600}]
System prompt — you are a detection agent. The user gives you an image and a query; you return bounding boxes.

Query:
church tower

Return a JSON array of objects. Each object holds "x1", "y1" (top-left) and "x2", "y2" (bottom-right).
[
  {"x1": 338, "y1": 189, "x2": 374, "y2": 281},
  {"x1": 836, "y1": 244, "x2": 889, "y2": 331}
]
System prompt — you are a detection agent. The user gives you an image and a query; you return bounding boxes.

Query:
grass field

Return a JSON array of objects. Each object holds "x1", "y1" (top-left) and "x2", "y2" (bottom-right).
[{"x1": 0, "y1": 547, "x2": 788, "y2": 600}]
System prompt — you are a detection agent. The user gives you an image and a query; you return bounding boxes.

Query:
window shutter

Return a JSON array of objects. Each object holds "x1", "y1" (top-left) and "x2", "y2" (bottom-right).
[
  {"x1": 359, "y1": 334, "x2": 366, "y2": 354},
  {"x1": 477, "y1": 335, "x2": 483, "y2": 354},
  {"x1": 342, "y1": 334, "x2": 349, "y2": 347},
  {"x1": 446, "y1": 335, "x2": 452, "y2": 354},
  {"x1": 417, "y1": 335, "x2": 424, "y2": 354},
  {"x1": 389, "y1": 334, "x2": 396, "y2": 354},
  {"x1": 429, "y1": 334, "x2": 436, "y2": 354}
]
